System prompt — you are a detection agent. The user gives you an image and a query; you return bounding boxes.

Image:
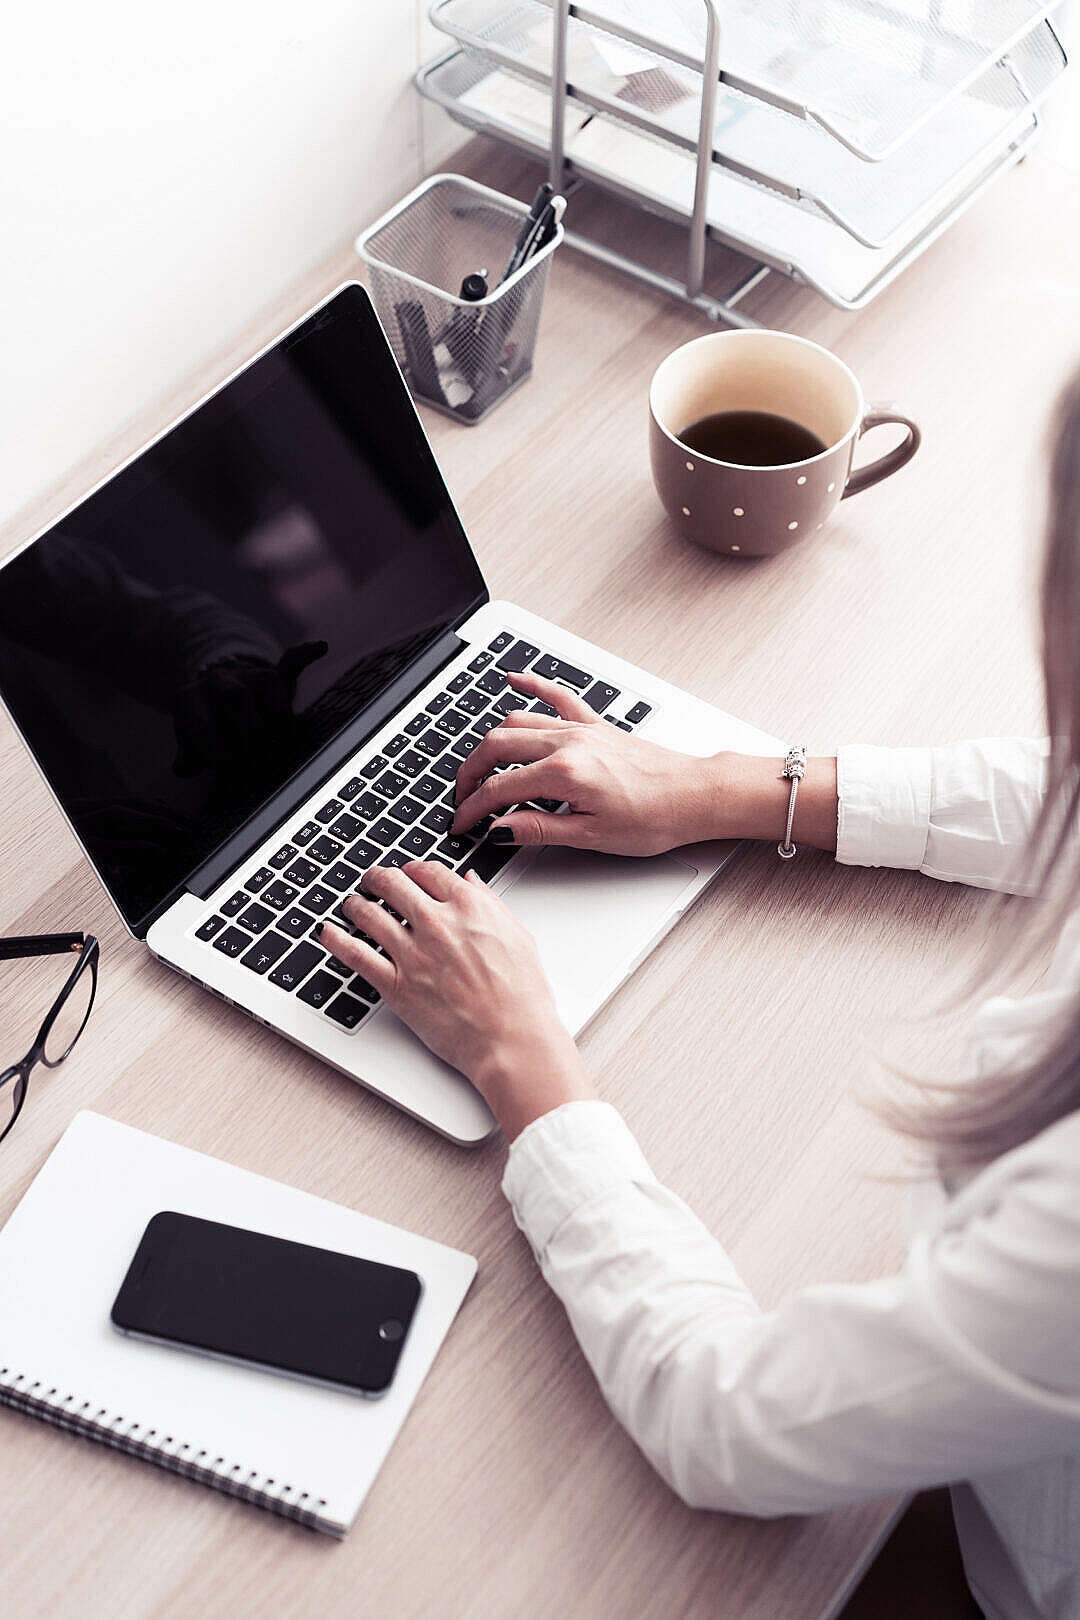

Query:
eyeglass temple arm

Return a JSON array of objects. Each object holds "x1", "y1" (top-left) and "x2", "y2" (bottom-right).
[{"x1": 0, "y1": 933, "x2": 86, "y2": 961}]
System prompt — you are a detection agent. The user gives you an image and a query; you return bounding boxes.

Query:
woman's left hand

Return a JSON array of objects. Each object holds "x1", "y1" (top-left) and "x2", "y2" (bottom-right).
[{"x1": 319, "y1": 861, "x2": 595, "y2": 1139}]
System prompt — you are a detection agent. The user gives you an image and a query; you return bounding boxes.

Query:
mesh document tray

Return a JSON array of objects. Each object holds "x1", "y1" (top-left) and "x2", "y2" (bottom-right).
[
  {"x1": 430, "y1": 0, "x2": 1064, "y2": 247},
  {"x1": 544, "y1": 0, "x2": 1066, "y2": 160},
  {"x1": 356, "y1": 173, "x2": 562, "y2": 423},
  {"x1": 418, "y1": 47, "x2": 1039, "y2": 308}
]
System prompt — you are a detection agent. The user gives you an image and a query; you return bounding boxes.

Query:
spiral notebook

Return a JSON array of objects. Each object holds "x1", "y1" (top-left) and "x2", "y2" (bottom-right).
[{"x1": 0, "y1": 1112, "x2": 476, "y2": 1535}]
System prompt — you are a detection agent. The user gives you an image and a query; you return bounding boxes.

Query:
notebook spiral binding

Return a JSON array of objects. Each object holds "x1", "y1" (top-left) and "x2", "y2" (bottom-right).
[{"x1": 0, "y1": 1366, "x2": 330, "y2": 1531}]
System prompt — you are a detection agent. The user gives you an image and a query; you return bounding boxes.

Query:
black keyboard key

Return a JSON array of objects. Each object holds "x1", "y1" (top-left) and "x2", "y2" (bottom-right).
[
  {"x1": 283, "y1": 856, "x2": 320, "y2": 888},
  {"x1": 416, "y1": 729, "x2": 448, "y2": 758},
  {"x1": 476, "y1": 668, "x2": 507, "y2": 695},
  {"x1": 307, "y1": 834, "x2": 344, "y2": 866},
  {"x1": 448, "y1": 670, "x2": 471, "y2": 693},
  {"x1": 344, "y1": 838, "x2": 380, "y2": 869},
  {"x1": 535, "y1": 653, "x2": 590, "y2": 687},
  {"x1": 220, "y1": 891, "x2": 247, "y2": 918},
  {"x1": 348, "y1": 791, "x2": 384, "y2": 822},
  {"x1": 437, "y1": 835, "x2": 473, "y2": 862},
  {"x1": 533, "y1": 797, "x2": 563, "y2": 813},
  {"x1": 625, "y1": 701, "x2": 652, "y2": 725},
  {"x1": 293, "y1": 821, "x2": 320, "y2": 845},
  {"x1": 468, "y1": 650, "x2": 493, "y2": 672},
  {"x1": 324, "y1": 861, "x2": 362, "y2": 893},
  {"x1": 421, "y1": 804, "x2": 453, "y2": 833},
  {"x1": 395, "y1": 749, "x2": 427, "y2": 779},
  {"x1": 350, "y1": 974, "x2": 381, "y2": 1002},
  {"x1": 426, "y1": 691, "x2": 452, "y2": 714},
  {"x1": 532, "y1": 700, "x2": 558, "y2": 718},
  {"x1": 379, "y1": 849, "x2": 411, "y2": 869},
  {"x1": 328, "y1": 812, "x2": 363, "y2": 844},
  {"x1": 463, "y1": 814, "x2": 494, "y2": 838},
  {"x1": 389, "y1": 795, "x2": 423, "y2": 825},
  {"x1": 435, "y1": 709, "x2": 468, "y2": 736},
  {"x1": 300, "y1": 884, "x2": 336, "y2": 915},
  {"x1": 339, "y1": 776, "x2": 364, "y2": 800},
  {"x1": 471, "y1": 712, "x2": 503, "y2": 737},
  {"x1": 496, "y1": 640, "x2": 540, "y2": 673},
  {"x1": 604, "y1": 715, "x2": 619, "y2": 725},
  {"x1": 269, "y1": 941, "x2": 323, "y2": 990},
  {"x1": 324, "y1": 954, "x2": 352, "y2": 976},
  {"x1": 425, "y1": 857, "x2": 454, "y2": 869},
  {"x1": 373, "y1": 770, "x2": 407, "y2": 799},
  {"x1": 583, "y1": 681, "x2": 619, "y2": 713},
  {"x1": 432, "y1": 755, "x2": 459, "y2": 782},
  {"x1": 488, "y1": 631, "x2": 513, "y2": 653},
  {"x1": 452, "y1": 734, "x2": 482, "y2": 759},
  {"x1": 455, "y1": 688, "x2": 488, "y2": 716},
  {"x1": 316, "y1": 799, "x2": 343, "y2": 823},
  {"x1": 462, "y1": 841, "x2": 518, "y2": 884},
  {"x1": 213, "y1": 926, "x2": 252, "y2": 958},
  {"x1": 494, "y1": 692, "x2": 529, "y2": 716},
  {"x1": 615, "y1": 720, "x2": 632, "y2": 731},
  {"x1": 384, "y1": 733, "x2": 409, "y2": 757},
  {"x1": 297, "y1": 969, "x2": 339, "y2": 1009},
  {"x1": 278, "y1": 908, "x2": 311, "y2": 939},
  {"x1": 369, "y1": 818, "x2": 400, "y2": 848},
  {"x1": 325, "y1": 992, "x2": 369, "y2": 1029},
  {"x1": 245, "y1": 867, "x2": 273, "y2": 893},
  {"x1": 236, "y1": 901, "x2": 274, "y2": 934},
  {"x1": 268, "y1": 844, "x2": 297, "y2": 870},
  {"x1": 400, "y1": 827, "x2": 436, "y2": 857},
  {"x1": 261, "y1": 879, "x2": 299, "y2": 911},
  {"x1": 404, "y1": 714, "x2": 428, "y2": 736},
  {"x1": 413, "y1": 774, "x2": 443, "y2": 802},
  {"x1": 195, "y1": 914, "x2": 225, "y2": 941},
  {"x1": 240, "y1": 932, "x2": 290, "y2": 975},
  {"x1": 361, "y1": 755, "x2": 388, "y2": 779}
]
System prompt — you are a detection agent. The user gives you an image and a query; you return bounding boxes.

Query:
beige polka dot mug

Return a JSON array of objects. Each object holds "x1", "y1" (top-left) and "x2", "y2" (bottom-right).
[{"x1": 649, "y1": 329, "x2": 920, "y2": 557}]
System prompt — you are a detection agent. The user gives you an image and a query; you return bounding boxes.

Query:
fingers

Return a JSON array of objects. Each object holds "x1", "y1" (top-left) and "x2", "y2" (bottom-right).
[
  {"x1": 352, "y1": 864, "x2": 437, "y2": 927},
  {"x1": 453, "y1": 759, "x2": 563, "y2": 834},
  {"x1": 340, "y1": 894, "x2": 403, "y2": 953},
  {"x1": 453, "y1": 726, "x2": 561, "y2": 806},
  {"x1": 507, "y1": 670, "x2": 599, "y2": 723},
  {"x1": 396, "y1": 858, "x2": 467, "y2": 902},
  {"x1": 318, "y1": 921, "x2": 396, "y2": 994},
  {"x1": 488, "y1": 809, "x2": 598, "y2": 849}
]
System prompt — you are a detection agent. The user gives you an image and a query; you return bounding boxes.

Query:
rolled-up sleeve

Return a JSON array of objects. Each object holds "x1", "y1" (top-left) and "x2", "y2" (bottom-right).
[
  {"x1": 503, "y1": 1101, "x2": 1080, "y2": 1519},
  {"x1": 836, "y1": 738, "x2": 1049, "y2": 894}
]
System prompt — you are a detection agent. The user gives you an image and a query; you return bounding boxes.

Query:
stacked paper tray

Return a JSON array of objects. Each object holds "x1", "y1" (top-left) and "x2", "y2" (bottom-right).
[{"x1": 417, "y1": 45, "x2": 1044, "y2": 308}]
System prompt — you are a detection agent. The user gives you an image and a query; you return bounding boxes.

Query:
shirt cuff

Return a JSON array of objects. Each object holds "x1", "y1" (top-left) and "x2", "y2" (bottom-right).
[
  {"x1": 836, "y1": 743, "x2": 934, "y2": 872},
  {"x1": 501, "y1": 1100, "x2": 657, "y2": 1258}
]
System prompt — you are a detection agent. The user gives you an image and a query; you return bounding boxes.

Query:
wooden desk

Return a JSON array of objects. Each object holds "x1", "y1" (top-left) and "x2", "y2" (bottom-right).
[{"x1": 2, "y1": 135, "x2": 1077, "y2": 1620}]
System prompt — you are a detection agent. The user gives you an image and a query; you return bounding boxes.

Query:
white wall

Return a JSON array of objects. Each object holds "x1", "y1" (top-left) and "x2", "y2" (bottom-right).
[{"x1": 0, "y1": 0, "x2": 461, "y2": 531}]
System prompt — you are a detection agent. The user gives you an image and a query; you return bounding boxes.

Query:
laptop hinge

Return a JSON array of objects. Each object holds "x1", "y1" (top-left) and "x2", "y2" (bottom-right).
[{"x1": 180, "y1": 621, "x2": 475, "y2": 907}]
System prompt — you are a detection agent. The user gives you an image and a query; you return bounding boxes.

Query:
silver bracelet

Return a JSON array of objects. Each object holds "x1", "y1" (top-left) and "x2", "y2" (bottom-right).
[{"x1": 778, "y1": 745, "x2": 807, "y2": 860}]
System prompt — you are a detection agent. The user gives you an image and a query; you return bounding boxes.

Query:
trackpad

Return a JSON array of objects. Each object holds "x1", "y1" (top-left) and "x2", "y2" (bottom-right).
[{"x1": 499, "y1": 846, "x2": 700, "y2": 1033}]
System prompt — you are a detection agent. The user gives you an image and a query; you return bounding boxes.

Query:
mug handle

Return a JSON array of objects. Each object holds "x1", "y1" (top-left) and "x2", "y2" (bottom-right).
[{"x1": 842, "y1": 405, "x2": 921, "y2": 499}]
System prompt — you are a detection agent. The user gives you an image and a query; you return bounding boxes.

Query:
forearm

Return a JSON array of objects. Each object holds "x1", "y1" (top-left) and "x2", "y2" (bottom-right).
[{"x1": 690, "y1": 752, "x2": 839, "y2": 852}]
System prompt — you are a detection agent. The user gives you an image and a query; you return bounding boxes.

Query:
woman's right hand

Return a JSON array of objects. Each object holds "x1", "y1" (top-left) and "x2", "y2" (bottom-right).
[{"x1": 451, "y1": 672, "x2": 840, "y2": 857}]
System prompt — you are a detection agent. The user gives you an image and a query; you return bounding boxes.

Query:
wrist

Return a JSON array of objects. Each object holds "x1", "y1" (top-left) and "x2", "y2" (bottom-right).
[
  {"x1": 689, "y1": 751, "x2": 839, "y2": 851},
  {"x1": 471, "y1": 1028, "x2": 595, "y2": 1141}
]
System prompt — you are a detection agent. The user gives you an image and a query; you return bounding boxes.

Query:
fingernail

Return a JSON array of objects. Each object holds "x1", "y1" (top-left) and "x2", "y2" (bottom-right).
[
  {"x1": 489, "y1": 826, "x2": 515, "y2": 844},
  {"x1": 312, "y1": 922, "x2": 324, "y2": 939}
]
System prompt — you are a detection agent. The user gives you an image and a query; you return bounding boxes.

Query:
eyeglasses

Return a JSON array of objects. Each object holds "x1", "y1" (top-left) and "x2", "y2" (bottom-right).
[{"x1": 0, "y1": 933, "x2": 99, "y2": 1147}]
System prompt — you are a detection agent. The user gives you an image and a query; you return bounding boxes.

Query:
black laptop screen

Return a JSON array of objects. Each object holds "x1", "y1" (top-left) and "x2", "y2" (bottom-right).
[{"x1": 0, "y1": 286, "x2": 486, "y2": 933}]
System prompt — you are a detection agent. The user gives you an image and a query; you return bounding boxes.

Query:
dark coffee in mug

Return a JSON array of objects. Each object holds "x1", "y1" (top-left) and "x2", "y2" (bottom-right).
[{"x1": 678, "y1": 409, "x2": 826, "y2": 467}]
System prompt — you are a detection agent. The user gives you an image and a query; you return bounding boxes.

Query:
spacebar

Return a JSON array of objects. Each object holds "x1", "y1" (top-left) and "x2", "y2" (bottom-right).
[{"x1": 461, "y1": 842, "x2": 519, "y2": 884}]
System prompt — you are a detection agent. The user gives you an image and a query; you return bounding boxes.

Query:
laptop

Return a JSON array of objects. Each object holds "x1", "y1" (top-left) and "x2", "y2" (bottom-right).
[{"x1": 0, "y1": 283, "x2": 779, "y2": 1145}]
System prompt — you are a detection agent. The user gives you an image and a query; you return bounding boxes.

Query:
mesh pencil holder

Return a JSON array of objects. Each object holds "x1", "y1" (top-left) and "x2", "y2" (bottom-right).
[{"x1": 356, "y1": 173, "x2": 563, "y2": 425}]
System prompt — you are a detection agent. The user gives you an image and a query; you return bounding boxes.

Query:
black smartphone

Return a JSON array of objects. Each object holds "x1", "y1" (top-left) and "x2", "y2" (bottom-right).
[{"x1": 111, "y1": 1211, "x2": 422, "y2": 1397}]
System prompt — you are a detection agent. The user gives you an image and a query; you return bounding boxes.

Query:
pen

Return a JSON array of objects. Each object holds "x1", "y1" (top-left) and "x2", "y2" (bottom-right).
[{"x1": 500, "y1": 182, "x2": 554, "y2": 283}]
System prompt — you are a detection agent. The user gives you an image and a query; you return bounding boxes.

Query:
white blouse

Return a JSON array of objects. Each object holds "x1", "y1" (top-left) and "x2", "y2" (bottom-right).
[{"x1": 502, "y1": 738, "x2": 1080, "y2": 1620}]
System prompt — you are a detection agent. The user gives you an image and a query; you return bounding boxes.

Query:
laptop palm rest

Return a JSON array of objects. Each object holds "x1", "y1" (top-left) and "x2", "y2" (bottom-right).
[{"x1": 498, "y1": 847, "x2": 701, "y2": 1034}]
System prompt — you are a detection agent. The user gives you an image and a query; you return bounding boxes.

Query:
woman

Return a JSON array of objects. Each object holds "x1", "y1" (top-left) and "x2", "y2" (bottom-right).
[{"x1": 320, "y1": 372, "x2": 1080, "y2": 1620}]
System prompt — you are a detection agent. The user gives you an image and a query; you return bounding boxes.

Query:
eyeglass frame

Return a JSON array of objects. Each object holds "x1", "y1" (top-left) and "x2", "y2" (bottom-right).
[{"x1": 0, "y1": 933, "x2": 100, "y2": 1147}]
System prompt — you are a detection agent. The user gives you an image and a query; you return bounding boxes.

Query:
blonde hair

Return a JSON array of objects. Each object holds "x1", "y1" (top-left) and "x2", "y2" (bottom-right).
[{"x1": 881, "y1": 367, "x2": 1080, "y2": 1172}]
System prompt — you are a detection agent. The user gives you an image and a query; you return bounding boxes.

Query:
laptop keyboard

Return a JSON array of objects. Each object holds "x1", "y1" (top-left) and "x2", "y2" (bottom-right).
[{"x1": 191, "y1": 632, "x2": 651, "y2": 1034}]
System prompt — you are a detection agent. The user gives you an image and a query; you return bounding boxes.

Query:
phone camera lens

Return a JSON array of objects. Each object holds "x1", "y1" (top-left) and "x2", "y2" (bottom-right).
[{"x1": 378, "y1": 1319, "x2": 403, "y2": 1343}]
